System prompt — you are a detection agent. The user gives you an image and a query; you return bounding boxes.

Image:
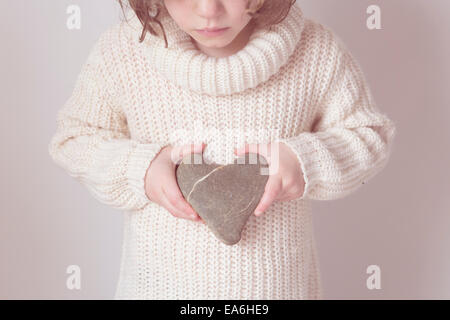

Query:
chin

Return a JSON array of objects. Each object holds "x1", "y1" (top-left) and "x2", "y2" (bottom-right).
[
  {"x1": 202, "y1": 41, "x2": 229, "y2": 49},
  {"x1": 192, "y1": 36, "x2": 232, "y2": 49}
]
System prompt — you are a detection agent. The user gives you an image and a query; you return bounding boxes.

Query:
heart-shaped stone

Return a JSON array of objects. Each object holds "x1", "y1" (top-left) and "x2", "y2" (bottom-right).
[{"x1": 175, "y1": 152, "x2": 269, "y2": 245}]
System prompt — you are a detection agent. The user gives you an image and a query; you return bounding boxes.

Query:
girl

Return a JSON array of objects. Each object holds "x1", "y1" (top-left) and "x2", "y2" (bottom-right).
[{"x1": 49, "y1": 0, "x2": 396, "y2": 299}]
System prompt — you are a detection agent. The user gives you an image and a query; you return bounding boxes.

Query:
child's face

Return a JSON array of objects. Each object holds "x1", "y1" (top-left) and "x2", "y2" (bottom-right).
[{"x1": 163, "y1": 0, "x2": 255, "y2": 56}]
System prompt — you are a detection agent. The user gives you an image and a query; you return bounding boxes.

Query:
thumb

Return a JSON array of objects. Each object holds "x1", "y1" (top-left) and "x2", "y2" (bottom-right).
[
  {"x1": 234, "y1": 143, "x2": 259, "y2": 156},
  {"x1": 172, "y1": 143, "x2": 207, "y2": 164}
]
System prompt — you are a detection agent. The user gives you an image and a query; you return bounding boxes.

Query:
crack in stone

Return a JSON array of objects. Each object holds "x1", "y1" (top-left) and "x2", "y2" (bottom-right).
[
  {"x1": 186, "y1": 165, "x2": 226, "y2": 202},
  {"x1": 234, "y1": 194, "x2": 256, "y2": 217},
  {"x1": 222, "y1": 194, "x2": 257, "y2": 226},
  {"x1": 177, "y1": 157, "x2": 268, "y2": 245}
]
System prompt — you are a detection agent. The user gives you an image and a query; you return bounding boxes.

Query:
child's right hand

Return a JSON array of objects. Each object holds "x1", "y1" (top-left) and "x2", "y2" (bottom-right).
[{"x1": 144, "y1": 143, "x2": 206, "y2": 223}]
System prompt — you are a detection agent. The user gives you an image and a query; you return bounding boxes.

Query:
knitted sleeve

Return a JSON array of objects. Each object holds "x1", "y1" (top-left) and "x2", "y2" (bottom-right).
[
  {"x1": 48, "y1": 35, "x2": 164, "y2": 212},
  {"x1": 277, "y1": 37, "x2": 396, "y2": 201}
]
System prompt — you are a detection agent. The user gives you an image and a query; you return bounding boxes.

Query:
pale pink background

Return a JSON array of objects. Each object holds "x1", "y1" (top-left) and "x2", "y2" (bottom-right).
[{"x1": 1, "y1": 0, "x2": 449, "y2": 299}]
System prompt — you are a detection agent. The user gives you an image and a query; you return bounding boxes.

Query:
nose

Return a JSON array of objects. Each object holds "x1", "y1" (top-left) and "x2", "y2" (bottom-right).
[{"x1": 194, "y1": 0, "x2": 224, "y2": 20}]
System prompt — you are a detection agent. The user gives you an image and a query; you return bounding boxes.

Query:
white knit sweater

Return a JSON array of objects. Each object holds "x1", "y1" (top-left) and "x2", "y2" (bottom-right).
[{"x1": 48, "y1": 4, "x2": 396, "y2": 299}]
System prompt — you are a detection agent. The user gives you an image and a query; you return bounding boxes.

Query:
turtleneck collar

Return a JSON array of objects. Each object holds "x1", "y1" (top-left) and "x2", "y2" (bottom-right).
[{"x1": 127, "y1": 4, "x2": 305, "y2": 96}]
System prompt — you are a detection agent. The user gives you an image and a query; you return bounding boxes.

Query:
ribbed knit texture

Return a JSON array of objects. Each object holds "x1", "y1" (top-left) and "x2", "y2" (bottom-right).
[{"x1": 48, "y1": 4, "x2": 396, "y2": 299}]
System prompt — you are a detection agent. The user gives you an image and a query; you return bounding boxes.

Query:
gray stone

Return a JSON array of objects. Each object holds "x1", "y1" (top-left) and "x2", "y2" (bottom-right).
[{"x1": 175, "y1": 152, "x2": 269, "y2": 245}]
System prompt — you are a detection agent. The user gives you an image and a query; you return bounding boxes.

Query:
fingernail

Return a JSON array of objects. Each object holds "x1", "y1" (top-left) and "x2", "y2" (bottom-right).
[{"x1": 255, "y1": 210, "x2": 262, "y2": 216}]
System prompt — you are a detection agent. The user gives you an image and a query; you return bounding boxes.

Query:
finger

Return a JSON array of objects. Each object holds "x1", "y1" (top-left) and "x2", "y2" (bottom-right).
[
  {"x1": 254, "y1": 177, "x2": 282, "y2": 216},
  {"x1": 234, "y1": 143, "x2": 259, "y2": 156},
  {"x1": 275, "y1": 183, "x2": 305, "y2": 201},
  {"x1": 162, "y1": 181, "x2": 200, "y2": 220},
  {"x1": 160, "y1": 187, "x2": 200, "y2": 221},
  {"x1": 171, "y1": 143, "x2": 206, "y2": 165},
  {"x1": 234, "y1": 143, "x2": 272, "y2": 167},
  {"x1": 159, "y1": 189, "x2": 192, "y2": 220},
  {"x1": 181, "y1": 142, "x2": 206, "y2": 156},
  {"x1": 276, "y1": 192, "x2": 293, "y2": 201}
]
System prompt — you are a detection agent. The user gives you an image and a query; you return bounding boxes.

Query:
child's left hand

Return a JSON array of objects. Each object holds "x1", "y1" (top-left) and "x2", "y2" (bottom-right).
[{"x1": 234, "y1": 141, "x2": 305, "y2": 217}]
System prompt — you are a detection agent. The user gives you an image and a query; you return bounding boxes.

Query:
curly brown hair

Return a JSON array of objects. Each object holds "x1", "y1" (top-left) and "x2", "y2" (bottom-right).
[{"x1": 117, "y1": 0, "x2": 297, "y2": 48}]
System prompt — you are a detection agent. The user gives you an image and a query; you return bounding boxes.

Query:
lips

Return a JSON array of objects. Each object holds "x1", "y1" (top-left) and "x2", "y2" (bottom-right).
[
  {"x1": 198, "y1": 27, "x2": 228, "y2": 32},
  {"x1": 195, "y1": 27, "x2": 229, "y2": 37}
]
